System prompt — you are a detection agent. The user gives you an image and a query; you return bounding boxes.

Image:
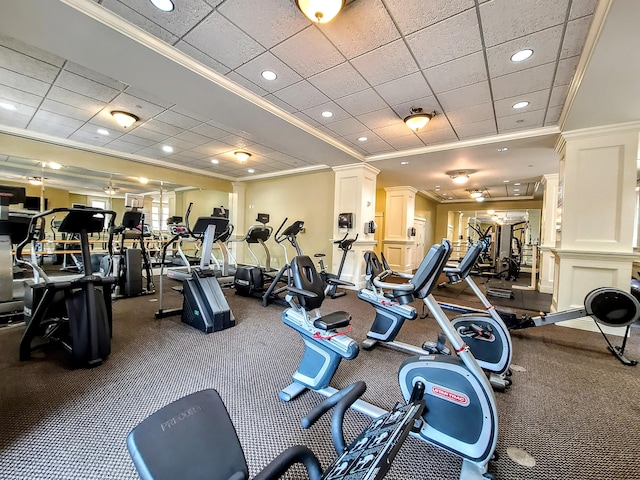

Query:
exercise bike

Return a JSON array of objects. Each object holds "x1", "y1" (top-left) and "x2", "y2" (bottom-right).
[
  {"x1": 315, "y1": 233, "x2": 358, "y2": 299},
  {"x1": 279, "y1": 240, "x2": 499, "y2": 480},
  {"x1": 126, "y1": 381, "x2": 426, "y2": 480}
]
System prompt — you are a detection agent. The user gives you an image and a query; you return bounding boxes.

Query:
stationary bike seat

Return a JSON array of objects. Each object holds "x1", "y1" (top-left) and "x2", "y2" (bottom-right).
[{"x1": 314, "y1": 311, "x2": 351, "y2": 330}]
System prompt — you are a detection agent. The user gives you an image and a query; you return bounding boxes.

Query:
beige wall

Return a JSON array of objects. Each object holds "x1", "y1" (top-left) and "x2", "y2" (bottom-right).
[
  {"x1": 415, "y1": 193, "x2": 438, "y2": 248},
  {"x1": 175, "y1": 189, "x2": 231, "y2": 224},
  {"x1": 244, "y1": 170, "x2": 334, "y2": 270}
]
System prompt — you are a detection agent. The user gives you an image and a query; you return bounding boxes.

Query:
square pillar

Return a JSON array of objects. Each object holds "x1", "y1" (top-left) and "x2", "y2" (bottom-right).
[
  {"x1": 383, "y1": 186, "x2": 417, "y2": 274},
  {"x1": 538, "y1": 173, "x2": 559, "y2": 294}
]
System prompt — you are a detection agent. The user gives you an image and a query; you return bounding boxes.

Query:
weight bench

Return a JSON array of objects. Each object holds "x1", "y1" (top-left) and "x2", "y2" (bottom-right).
[{"x1": 126, "y1": 382, "x2": 425, "y2": 480}]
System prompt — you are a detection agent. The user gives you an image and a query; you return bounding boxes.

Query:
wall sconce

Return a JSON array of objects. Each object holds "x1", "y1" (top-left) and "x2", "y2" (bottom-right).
[
  {"x1": 234, "y1": 151, "x2": 251, "y2": 163},
  {"x1": 404, "y1": 107, "x2": 435, "y2": 132},
  {"x1": 295, "y1": 0, "x2": 344, "y2": 23},
  {"x1": 111, "y1": 111, "x2": 139, "y2": 128}
]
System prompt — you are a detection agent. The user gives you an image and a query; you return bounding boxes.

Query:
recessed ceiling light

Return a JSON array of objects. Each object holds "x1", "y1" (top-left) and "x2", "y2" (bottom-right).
[
  {"x1": 497, "y1": 147, "x2": 508, "y2": 152},
  {"x1": 248, "y1": 168, "x2": 255, "y2": 173},
  {"x1": 162, "y1": 145, "x2": 174, "y2": 153},
  {"x1": 149, "y1": 0, "x2": 174, "y2": 12},
  {"x1": 514, "y1": 193, "x2": 521, "y2": 196},
  {"x1": 97, "y1": 128, "x2": 109, "y2": 135},
  {"x1": 261, "y1": 70, "x2": 277, "y2": 81},
  {"x1": 357, "y1": 136, "x2": 368, "y2": 142},
  {"x1": 514, "y1": 189, "x2": 520, "y2": 192},
  {"x1": 139, "y1": 177, "x2": 149, "y2": 184},
  {"x1": 47, "y1": 161, "x2": 62, "y2": 170},
  {"x1": 511, "y1": 49, "x2": 534, "y2": 62},
  {"x1": 514, "y1": 182, "x2": 521, "y2": 186},
  {"x1": 321, "y1": 111, "x2": 333, "y2": 118},
  {"x1": 400, "y1": 161, "x2": 409, "y2": 165},
  {"x1": 0, "y1": 102, "x2": 17, "y2": 111},
  {"x1": 503, "y1": 180, "x2": 510, "y2": 183},
  {"x1": 512, "y1": 101, "x2": 529, "y2": 109},
  {"x1": 211, "y1": 159, "x2": 219, "y2": 164}
]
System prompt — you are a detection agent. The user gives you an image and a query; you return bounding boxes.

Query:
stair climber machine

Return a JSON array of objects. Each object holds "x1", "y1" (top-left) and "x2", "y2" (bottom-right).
[
  {"x1": 127, "y1": 380, "x2": 427, "y2": 480},
  {"x1": 155, "y1": 206, "x2": 234, "y2": 334},
  {"x1": 315, "y1": 233, "x2": 358, "y2": 299},
  {"x1": 16, "y1": 207, "x2": 117, "y2": 367},
  {"x1": 234, "y1": 217, "x2": 304, "y2": 307},
  {"x1": 101, "y1": 209, "x2": 155, "y2": 298},
  {"x1": 279, "y1": 240, "x2": 499, "y2": 480}
]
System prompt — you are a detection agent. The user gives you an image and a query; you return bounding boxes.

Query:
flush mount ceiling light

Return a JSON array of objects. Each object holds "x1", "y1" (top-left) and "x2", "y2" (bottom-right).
[
  {"x1": 404, "y1": 107, "x2": 436, "y2": 132},
  {"x1": 469, "y1": 190, "x2": 483, "y2": 198},
  {"x1": 234, "y1": 151, "x2": 251, "y2": 163},
  {"x1": 162, "y1": 145, "x2": 174, "y2": 153},
  {"x1": 104, "y1": 186, "x2": 119, "y2": 195},
  {"x1": 97, "y1": 128, "x2": 109, "y2": 136},
  {"x1": 248, "y1": 168, "x2": 255, "y2": 173},
  {"x1": 45, "y1": 161, "x2": 62, "y2": 170},
  {"x1": 0, "y1": 102, "x2": 17, "y2": 111},
  {"x1": 261, "y1": 70, "x2": 277, "y2": 81},
  {"x1": 149, "y1": 0, "x2": 174, "y2": 12},
  {"x1": 111, "y1": 111, "x2": 139, "y2": 128},
  {"x1": 446, "y1": 170, "x2": 475, "y2": 185},
  {"x1": 511, "y1": 49, "x2": 533, "y2": 62},
  {"x1": 357, "y1": 136, "x2": 368, "y2": 142},
  {"x1": 211, "y1": 158, "x2": 219, "y2": 164},
  {"x1": 295, "y1": 0, "x2": 345, "y2": 23},
  {"x1": 139, "y1": 177, "x2": 149, "y2": 184},
  {"x1": 321, "y1": 111, "x2": 333, "y2": 118},
  {"x1": 29, "y1": 177, "x2": 43, "y2": 186}
]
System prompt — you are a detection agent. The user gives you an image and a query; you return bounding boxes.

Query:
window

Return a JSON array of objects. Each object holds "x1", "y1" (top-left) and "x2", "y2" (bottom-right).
[
  {"x1": 151, "y1": 202, "x2": 169, "y2": 232},
  {"x1": 91, "y1": 200, "x2": 106, "y2": 210}
]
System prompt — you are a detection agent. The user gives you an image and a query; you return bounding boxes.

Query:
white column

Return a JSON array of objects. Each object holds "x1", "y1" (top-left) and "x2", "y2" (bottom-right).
[
  {"x1": 552, "y1": 123, "x2": 640, "y2": 334},
  {"x1": 538, "y1": 173, "x2": 559, "y2": 294},
  {"x1": 383, "y1": 186, "x2": 417, "y2": 274},
  {"x1": 230, "y1": 182, "x2": 246, "y2": 264},
  {"x1": 331, "y1": 164, "x2": 380, "y2": 289}
]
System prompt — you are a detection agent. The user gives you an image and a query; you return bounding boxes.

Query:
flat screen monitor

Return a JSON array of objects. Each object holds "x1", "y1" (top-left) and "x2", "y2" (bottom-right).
[
  {"x1": 0, "y1": 185, "x2": 27, "y2": 204},
  {"x1": 24, "y1": 196, "x2": 48, "y2": 211}
]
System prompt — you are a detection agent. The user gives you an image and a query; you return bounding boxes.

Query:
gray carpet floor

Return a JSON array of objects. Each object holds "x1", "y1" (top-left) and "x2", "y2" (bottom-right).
[{"x1": 1, "y1": 279, "x2": 639, "y2": 480}]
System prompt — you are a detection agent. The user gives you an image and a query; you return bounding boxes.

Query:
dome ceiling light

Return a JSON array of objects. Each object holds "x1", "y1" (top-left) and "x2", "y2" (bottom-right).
[
  {"x1": 403, "y1": 107, "x2": 436, "y2": 132},
  {"x1": 295, "y1": 0, "x2": 345, "y2": 23}
]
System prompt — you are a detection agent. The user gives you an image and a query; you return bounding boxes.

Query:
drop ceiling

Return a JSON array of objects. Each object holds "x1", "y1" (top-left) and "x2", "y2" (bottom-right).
[{"x1": 0, "y1": 0, "x2": 635, "y2": 203}]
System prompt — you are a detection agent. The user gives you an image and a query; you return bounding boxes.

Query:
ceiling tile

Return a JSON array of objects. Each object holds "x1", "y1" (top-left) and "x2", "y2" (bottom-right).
[
  {"x1": 40, "y1": 98, "x2": 99, "y2": 122},
  {"x1": 0, "y1": 67, "x2": 50, "y2": 97},
  {"x1": 174, "y1": 40, "x2": 231, "y2": 74},
  {"x1": 0, "y1": 33, "x2": 65, "y2": 67},
  {"x1": 78, "y1": 122, "x2": 124, "y2": 140},
  {"x1": 360, "y1": 140, "x2": 394, "y2": 155},
  {"x1": 234, "y1": 51, "x2": 302, "y2": 94},
  {"x1": 0, "y1": 45, "x2": 60, "y2": 83},
  {"x1": 190, "y1": 123, "x2": 230, "y2": 139},
  {"x1": 491, "y1": 62, "x2": 555, "y2": 100},
  {"x1": 292, "y1": 111, "x2": 320, "y2": 127},
  {"x1": 0, "y1": 84, "x2": 42, "y2": 108},
  {"x1": 0, "y1": 110, "x2": 31, "y2": 129},
  {"x1": 155, "y1": 109, "x2": 201, "y2": 129},
  {"x1": 183, "y1": 12, "x2": 265, "y2": 70},
  {"x1": 334, "y1": 88, "x2": 387, "y2": 116},
  {"x1": 343, "y1": 130, "x2": 382, "y2": 145},
  {"x1": 326, "y1": 117, "x2": 368, "y2": 136},
  {"x1": 219, "y1": 133, "x2": 252, "y2": 148},
  {"x1": 485, "y1": 25, "x2": 563, "y2": 78},
  {"x1": 447, "y1": 102, "x2": 495, "y2": 126},
  {"x1": 454, "y1": 119, "x2": 497, "y2": 139},
  {"x1": 385, "y1": 134, "x2": 425, "y2": 150},
  {"x1": 178, "y1": 149, "x2": 209, "y2": 160},
  {"x1": 123, "y1": 129, "x2": 165, "y2": 144},
  {"x1": 173, "y1": 130, "x2": 211, "y2": 146},
  {"x1": 479, "y1": 0, "x2": 569, "y2": 47},
  {"x1": 122, "y1": 87, "x2": 174, "y2": 108},
  {"x1": 140, "y1": 118, "x2": 183, "y2": 136},
  {"x1": 218, "y1": 0, "x2": 308, "y2": 49},
  {"x1": 351, "y1": 39, "x2": 419, "y2": 87},
  {"x1": 308, "y1": 62, "x2": 369, "y2": 99},
  {"x1": 494, "y1": 89, "x2": 549, "y2": 116},
  {"x1": 569, "y1": 0, "x2": 597, "y2": 20},
  {"x1": 384, "y1": 0, "x2": 475, "y2": 35},
  {"x1": 375, "y1": 72, "x2": 432, "y2": 106},
  {"x1": 549, "y1": 84, "x2": 569, "y2": 108},
  {"x1": 302, "y1": 102, "x2": 350, "y2": 124},
  {"x1": 105, "y1": 139, "x2": 147, "y2": 154},
  {"x1": 264, "y1": 94, "x2": 296, "y2": 113},
  {"x1": 110, "y1": 92, "x2": 168, "y2": 118},
  {"x1": 273, "y1": 80, "x2": 330, "y2": 111},
  {"x1": 561, "y1": 15, "x2": 592, "y2": 59},
  {"x1": 54, "y1": 71, "x2": 120, "y2": 103},
  {"x1": 46, "y1": 86, "x2": 108, "y2": 115},
  {"x1": 373, "y1": 122, "x2": 417, "y2": 141},
  {"x1": 136, "y1": 145, "x2": 182, "y2": 158},
  {"x1": 100, "y1": 0, "x2": 179, "y2": 44},
  {"x1": 226, "y1": 71, "x2": 269, "y2": 97},
  {"x1": 28, "y1": 118, "x2": 80, "y2": 137},
  {"x1": 163, "y1": 137, "x2": 199, "y2": 151},
  {"x1": 437, "y1": 81, "x2": 491, "y2": 111},
  {"x1": 554, "y1": 56, "x2": 580, "y2": 86},
  {"x1": 63, "y1": 62, "x2": 127, "y2": 91},
  {"x1": 545, "y1": 105, "x2": 562, "y2": 125},
  {"x1": 68, "y1": 129, "x2": 113, "y2": 146},
  {"x1": 169, "y1": 105, "x2": 210, "y2": 123},
  {"x1": 112, "y1": 0, "x2": 212, "y2": 37},
  {"x1": 391, "y1": 96, "x2": 439, "y2": 120},
  {"x1": 406, "y1": 9, "x2": 483, "y2": 69},
  {"x1": 423, "y1": 51, "x2": 487, "y2": 94},
  {"x1": 357, "y1": 107, "x2": 404, "y2": 130},
  {"x1": 497, "y1": 108, "x2": 545, "y2": 132},
  {"x1": 190, "y1": 140, "x2": 234, "y2": 156},
  {"x1": 32, "y1": 110, "x2": 84, "y2": 129},
  {"x1": 271, "y1": 26, "x2": 345, "y2": 78},
  {"x1": 318, "y1": 0, "x2": 400, "y2": 59},
  {"x1": 416, "y1": 124, "x2": 458, "y2": 144}
]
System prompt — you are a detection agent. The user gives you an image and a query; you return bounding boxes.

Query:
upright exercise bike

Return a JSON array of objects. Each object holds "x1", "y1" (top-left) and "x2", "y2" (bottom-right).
[
  {"x1": 315, "y1": 233, "x2": 358, "y2": 299},
  {"x1": 280, "y1": 240, "x2": 499, "y2": 480}
]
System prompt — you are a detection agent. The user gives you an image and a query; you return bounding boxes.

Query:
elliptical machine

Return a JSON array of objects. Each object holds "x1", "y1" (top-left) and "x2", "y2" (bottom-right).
[
  {"x1": 280, "y1": 240, "x2": 499, "y2": 480},
  {"x1": 315, "y1": 233, "x2": 358, "y2": 299},
  {"x1": 17, "y1": 207, "x2": 117, "y2": 367}
]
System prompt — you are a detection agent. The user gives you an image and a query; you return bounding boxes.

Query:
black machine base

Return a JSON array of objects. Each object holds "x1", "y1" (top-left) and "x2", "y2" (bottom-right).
[{"x1": 182, "y1": 269, "x2": 235, "y2": 333}]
